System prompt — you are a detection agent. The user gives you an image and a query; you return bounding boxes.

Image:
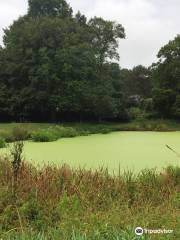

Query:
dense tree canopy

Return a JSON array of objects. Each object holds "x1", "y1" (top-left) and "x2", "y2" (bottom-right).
[
  {"x1": 0, "y1": 0, "x2": 179, "y2": 122},
  {"x1": 121, "y1": 65, "x2": 152, "y2": 99},
  {"x1": 0, "y1": 0, "x2": 126, "y2": 122},
  {"x1": 28, "y1": 0, "x2": 73, "y2": 18},
  {"x1": 152, "y1": 35, "x2": 180, "y2": 118}
]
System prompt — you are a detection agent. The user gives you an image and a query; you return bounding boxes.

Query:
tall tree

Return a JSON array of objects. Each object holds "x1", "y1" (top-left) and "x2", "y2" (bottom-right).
[
  {"x1": 0, "y1": 0, "x2": 126, "y2": 122},
  {"x1": 88, "y1": 17, "x2": 125, "y2": 66},
  {"x1": 121, "y1": 65, "x2": 152, "y2": 99},
  {"x1": 28, "y1": 0, "x2": 72, "y2": 18},
  {"x1": 152, "y1": 35, "x2": 180, "y2": 118}
]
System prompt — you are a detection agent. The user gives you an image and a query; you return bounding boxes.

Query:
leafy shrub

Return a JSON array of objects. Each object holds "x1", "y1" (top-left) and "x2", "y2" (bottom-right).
[
  {"x1": 153, "y1": 88, "x2": 176, "y2": 118},
  {"x1": 141, "y1": 98, "x2": 153, "y2": 112},
  {"x1": 0, "y1": 126, "x2": 30, "y2": 143},
  {"x1": 31, "y1": 130, "x2": 57, "y2": 142},
  {"x1": 154, "y1": 123, "x2": 168, "y2": 131},
  {"x1": 0, "y1": 131, "x2": 14, "y2": 143},
  {"x1": 31, "y1": 126, "x2": 79, "y2": 142},
  {"x1": 128, "y1": 107, "x2": 144, "y2": 120},
  {"x1": 12, "y1": 126, "x2": 30, "y2": 141},
  {"x1": 173, "y1": 94, "x2": 180, "y2": 119},
  {"x1": 0, "y1": 137, "x2": 6, "y2": 148},
  {"x1": 54, "y1": 126, "x2": 78, "y2": 138}
]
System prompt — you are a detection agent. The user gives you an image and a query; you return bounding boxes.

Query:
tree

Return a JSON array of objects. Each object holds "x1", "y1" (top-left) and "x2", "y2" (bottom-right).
[
  {"x1": 174, "y1": 95, "x2": 180, "y2": 118},
  {"x1": 121, "y1": 65, "x2": 152, "y2": 98},
  {"x1": 88, "y1": 17, "x2": 125, "y2": 66},
  {"x1": 0, "y1": 47, "x2": 11, "y2": 120},
  {"x1": 75, "y1": 11, "x2": 87, "y2": 25},
  {"x1": 152, "y1": 35, "x2": 180, "y2": 118},
  {"x1": 28, "y1": 0, "x2": 72, "y2": 18},
  {"x1": 152, "y1": 88, "x2": 176, "y2": 118},
  {"x1": 0, "y1": 0, "x2": 126, "y2": 122}
]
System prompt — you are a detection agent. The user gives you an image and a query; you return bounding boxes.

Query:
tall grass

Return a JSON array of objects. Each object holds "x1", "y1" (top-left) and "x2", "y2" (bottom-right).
[
  {"x1": 0, "y1": 156, "x2": 179, "y2": 239},
  {"x1": 1, "y1": 229, "x2": 150, "y2": 240},
  {"x1": 0, "y1": 137, "x2": 6, "y2": 148}
]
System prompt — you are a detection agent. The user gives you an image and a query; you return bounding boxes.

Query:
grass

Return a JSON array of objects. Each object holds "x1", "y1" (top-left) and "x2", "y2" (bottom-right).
[
  {"x1": 0, "y1": 119, "x2": 180, "y2": 143},
  {"x1": 0, "y1": 137, "x2": 6, "y2": 148},
  {"x1": 1, "y1": 229, "x2": 149, "y2": 240},
  {"x1": 0, "y1": 155, "x2": 179, "y2": 239}
]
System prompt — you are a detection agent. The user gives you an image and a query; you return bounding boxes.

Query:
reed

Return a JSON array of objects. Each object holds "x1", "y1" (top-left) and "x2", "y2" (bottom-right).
[{"x1": 0, "y1": 156, "x2": 179, "y2": 239}]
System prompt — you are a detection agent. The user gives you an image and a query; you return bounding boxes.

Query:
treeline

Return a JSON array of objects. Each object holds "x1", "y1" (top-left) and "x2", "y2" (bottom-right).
[
  {"x1": 0, "y1": 0, "x2": 126, "y2": 122},
  {"x1": 152, "y1": 35, "x2": 180, "y2": 119},
  {"x1": 0, "y1": 0, "x2": 179, "y2": 122}
]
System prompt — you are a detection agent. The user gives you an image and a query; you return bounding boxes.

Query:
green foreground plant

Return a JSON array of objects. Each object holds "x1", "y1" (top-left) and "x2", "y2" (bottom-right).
[
  {"x1": 0, "y1": 155, "x2": 179, "y2": 239},
  {"x1": 0, "y1": 137, "x2": 6, "y2": 148}
]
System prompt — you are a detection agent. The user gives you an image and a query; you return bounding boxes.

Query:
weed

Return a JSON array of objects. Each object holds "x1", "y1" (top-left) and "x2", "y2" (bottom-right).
[
  {"x1": 0, "y1": 137, "x2": 6, "y2": 148},
  {"x1": 31, "y1": 130, "x2": 57, "y2": 142},
  {"x1": 0, "y1": 156, "x2": 179, "y2": 239},
  {"x1": 10, "y1": 141, "x2": 24, "y2": 197}
]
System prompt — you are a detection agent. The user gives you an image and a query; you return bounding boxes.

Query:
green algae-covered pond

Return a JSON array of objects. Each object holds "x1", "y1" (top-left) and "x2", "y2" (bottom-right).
[{"x1": 3, "y1": 131, "x2": 180, "y2": 173}]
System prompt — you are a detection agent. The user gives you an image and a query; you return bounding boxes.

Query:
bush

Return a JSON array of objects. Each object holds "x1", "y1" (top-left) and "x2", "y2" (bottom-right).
[
  {"x1": 0, "y1": 126, "x2": 30, "y2": 143},
  {"x1": 31, "y1": 130, "x2": 58, "y2": 142},
  {"x1": 154, "y1": 123, "x2": 168, "y2": 131},
  {"x1": 12, "y1": 126, "x2": 30, "y2": 141},
  {"x1": 31, "y1": 126, "x2": 79, "y2": 142},
  {"x1": 141, "y1": 98, "x2": 153, "y2": 112},
  {"x1": 0, "y1": 137, "x2": 6, "y2": 148},
  {"x1": 152, "y1": 88, "x2": 176, "y2": 118},
  {"x1": 0, "y1": 130, "x2": 14, "y2": 142},
  {"x1": 128, "y1": 107, "x2": 145, "y2": 120},
  {"x1": 174, "y1": 95, "x2": 180, "y2": 119},
  {"x1": 100, "y1": 128, "x2": 112, "y2": 134},
  {"x1": 54, "y1": 126, "x2": 78, "y2": 138}
]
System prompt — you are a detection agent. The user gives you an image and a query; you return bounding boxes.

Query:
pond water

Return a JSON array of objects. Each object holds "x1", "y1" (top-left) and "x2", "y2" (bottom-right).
[{"x1": 3, "y1": 132, "x2": 180, "y2": 173}]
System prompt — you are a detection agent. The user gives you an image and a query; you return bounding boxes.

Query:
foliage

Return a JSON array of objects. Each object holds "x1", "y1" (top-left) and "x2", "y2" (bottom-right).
[
  {"x1": 54, "y1": 126, "x2": 79, "y2": 138},
  {"x1": 152, "y1": 88, "x2": 176, "y2": 118},
  {"x1": 152, "y1": 35, "x2": 180, "y2": 119},
  {"x1": 0, "y1": 156, "x2": 179, "y2": 239},
  {"x1": 31, "y1": 126, "x2": 79, "y2": 142},
  {"x1": 10, "y1": 141, "x2": 24, "y2": 195},
  {"x1": 28, "y1": 0, "x2": 73, "y2": 18},
  {"x1": 128, "y1": 107, "x2": 145, "y2": 120},
  {"x1": 0, "y1": 1, "x2": 179, "y2": 122},
  {"x1": 12, "y1": 126, "x2": 30, "y2": 141},
  {"x1": 0, "y1": 0, "x2": 126, "y2": 122},
  {"x1": 141, "y1": 98, "x2": 153, "y2": 112},
  {"x1": 174, "y1": 95, "x2": 180, "y2": 118},
  {"x1": 1, "y1": 229, "x2": 150, "y2": 240},
  {"x1": 1, "y1": 121, "x2": 180, "y2": 144},
  {"x1": 0, "y1": 137, "x2": 6, "y2": 148},
  {"x1": 31, "y1": 130, "x2": 58, "y2": 142},
  {"x1": 121, "y1": 65, "x2": 152, "y2": 99}
]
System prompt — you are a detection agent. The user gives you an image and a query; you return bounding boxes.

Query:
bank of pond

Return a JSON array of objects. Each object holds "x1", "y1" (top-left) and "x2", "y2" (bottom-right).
[{"x1": 1, "y1": 131, "x2": 180, "y2": 173}]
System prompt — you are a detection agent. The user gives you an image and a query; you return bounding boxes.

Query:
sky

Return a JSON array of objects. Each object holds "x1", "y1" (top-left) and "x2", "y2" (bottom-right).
[{"x1": 0, "y1": 0, "x2": 179, "y2": 69}]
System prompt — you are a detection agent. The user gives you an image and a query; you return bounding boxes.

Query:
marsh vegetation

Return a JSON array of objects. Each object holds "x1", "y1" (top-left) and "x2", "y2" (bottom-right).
[{"x1": 0, "y1": 155, "x2": 179, "y2": 239}]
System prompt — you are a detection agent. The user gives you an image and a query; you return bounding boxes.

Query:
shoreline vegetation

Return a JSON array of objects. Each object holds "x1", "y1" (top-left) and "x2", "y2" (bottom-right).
[
  {"x1": 0, "y1": 119, "x2": 180, "y2": 144},
  {"x1": 0, "y1": 155, "x2": 179, "y2": 240}
]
